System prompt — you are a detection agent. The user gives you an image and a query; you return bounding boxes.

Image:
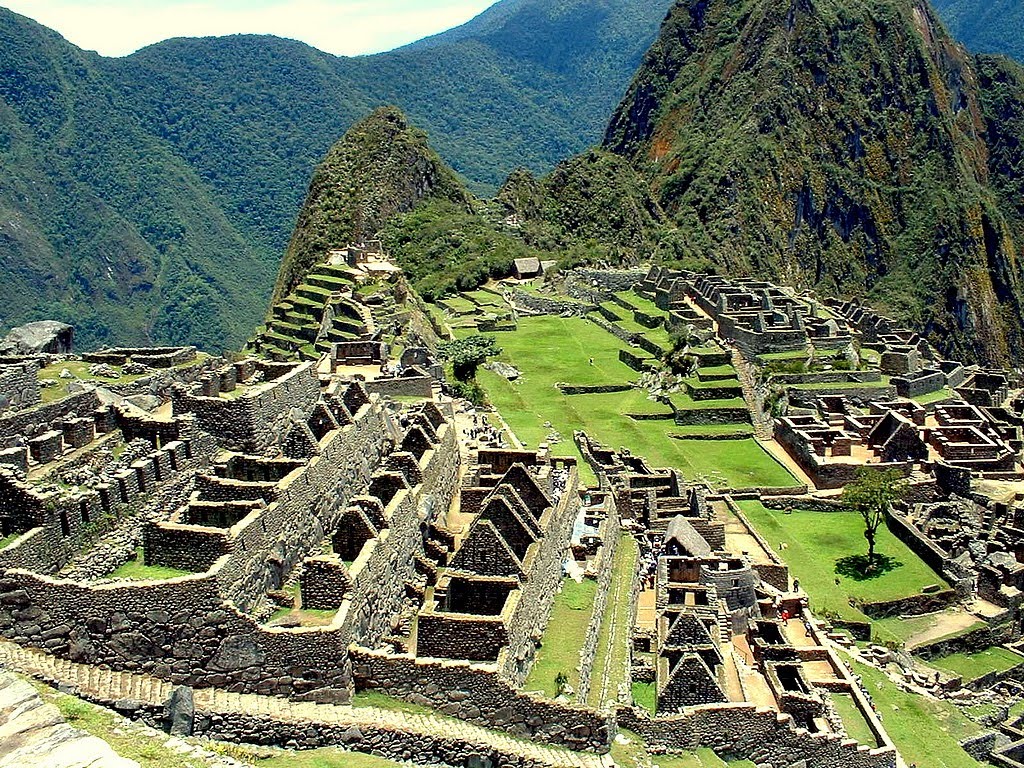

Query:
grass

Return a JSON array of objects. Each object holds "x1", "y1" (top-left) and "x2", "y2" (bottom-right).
[
  {"x1": 666, "y1": 390, "x2": 747, "y2": 411},
  {"x1": 853, "y1": 660, "x2": 984, "y2": 767},
  {"x1": 588, "y1": 534, "x2": 638, "y2": 708},
  {"x1": 37, "y1": 355, "x2": 208, "y2": 403},
  {"x1": 736, "y1": 502, "x2": 948, "y2": 642},
  {"x1": 0, "y1": 532, "x2": 21, "y2": 549},
  {"x1": 831, "y1": 693, "x2": 879, "y2": 747},
  {"x1": 475, "y1": 317, "x2": 792, "y2": 489},
  {"x1": 631, "y1": 681, "x2": 656, "y2": 713},
  {"x1": 351, "y1": 689, "x2": 433, "y2": 715},
  {"x1": 36, "y1": 683, "x2": 208, "y2": 768},
  {"x1": 525, "y1": 577, "x2": 598, "y2": 697},
  {"x1": 929, "y1": 646, "x2": 1024, "y2": 681},
  {"x1": 912, "y1": 387, "x2": 955, "y2": 405},
  {"x1": 621, "y1": 290, "x2": 667, "y2": 318},
  {"x1": 109, "y1": 547, "x2": 194, "y2": 580}
]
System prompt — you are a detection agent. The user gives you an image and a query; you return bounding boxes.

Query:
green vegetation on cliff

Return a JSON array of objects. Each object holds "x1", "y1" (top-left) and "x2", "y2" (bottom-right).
[{"x1": 603, "y1": 0, "x2": 1024, "y2": 363}]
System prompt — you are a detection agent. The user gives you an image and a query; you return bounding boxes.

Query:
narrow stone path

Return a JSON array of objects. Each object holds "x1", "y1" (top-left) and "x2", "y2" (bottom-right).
[{"x1": 0, "y1": 641, "x2": 606, "y2": 768}]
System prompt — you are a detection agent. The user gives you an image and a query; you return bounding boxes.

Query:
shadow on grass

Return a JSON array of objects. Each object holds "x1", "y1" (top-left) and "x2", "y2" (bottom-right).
[{"x1": 834, "y1": 553, "x2": 903, "y2": 581}]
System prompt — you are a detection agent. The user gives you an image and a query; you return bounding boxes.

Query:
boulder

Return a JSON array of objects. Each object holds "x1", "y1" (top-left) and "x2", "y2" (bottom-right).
[{"x1": 0, "y1": 321, "x2": 73, "y2": 355}]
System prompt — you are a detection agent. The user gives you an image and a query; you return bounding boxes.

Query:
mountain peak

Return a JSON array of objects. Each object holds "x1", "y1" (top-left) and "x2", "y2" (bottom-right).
[
  {"x1": 271, "y1": 106, "x2": 473, "y2": 304},
  {"x1": 602, "y1": 0, "x2": 1024, "y2": 362}
]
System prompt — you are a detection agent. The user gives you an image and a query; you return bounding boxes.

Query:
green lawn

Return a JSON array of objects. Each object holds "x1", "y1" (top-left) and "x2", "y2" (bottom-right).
[
  {"x1": 525, "y1": 577, "x2": 598, "y2": 697},
  {"x1": 831, "y1": 693, "x2": 879, "y2": 747},
  {"x1": 930, "y1": 646, "x2": 1024, "y2": 681},
  {"x1": 109, "y1": 548, "x2": 194, "y2": 580},
  {"x1": 912, "y1": 388, "x2": 955, "y2": 405},
  {"x1": 631, "y1": 681, "x2": 656, "y2": 713},
  {"x1": 853, "y1": 660, "x2": 984, "y2": 767},
  {"x1": 736, "y1": 502, "x2": 948, "y2": 641},
  {"x1": 669, "y1": 425, "x2": 754, "y2": 437},
  {"x1": 475, "y1": 317, "x2": 792, "y2": 489},
  {"x1": 0, "y1": 532, "x2": 21, "y2": 549},
  {"x1": 589, "y1": 534, "x2": 638, "y2": 708}
]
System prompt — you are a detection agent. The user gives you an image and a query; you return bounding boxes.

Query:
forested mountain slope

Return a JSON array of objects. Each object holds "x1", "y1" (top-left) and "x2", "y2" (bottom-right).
[
  {"x1": 603, "y1": 0, "x2": 1024, "y2": 363},
  {"x1": 0, "y1": 0, "x2": 671, "y2": 348}
]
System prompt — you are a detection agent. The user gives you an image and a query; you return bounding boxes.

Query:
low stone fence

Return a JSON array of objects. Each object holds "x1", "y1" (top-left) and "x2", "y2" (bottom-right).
[
  {"x1": 350, "y1": 646, "x2": 613, "y2": 752},
  {"x1": 671, "y1": 407, "x2": 751, "y2": 426},
  {"x1": 558, "y1": 384, "x2": 633, "y2": 395},
  {"x1": 575, "y1": 513, "x2": 621, "y2": 704},
  {"x1": 511, "y1": 290, "x2": 590, "y2": 316},
  {"x1": 617, "y1": 703, "x2": 896, "y2": 768}
]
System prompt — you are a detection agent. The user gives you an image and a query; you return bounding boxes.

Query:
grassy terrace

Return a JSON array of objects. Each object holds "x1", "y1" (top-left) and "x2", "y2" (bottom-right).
[
  {"x1": 588, "y1": 534, "x2": 638, "y2": 708},
  {"x1": 871, "y1": 613, "x2": 985, "y2": 646},
  {"x1": 929, "y1": 646, "x2": 1024, "y2": 681},
  {"x1": 913, "y1": 387, "x2": 955, "y2": 405},
  {"x1": 831, "y1": 693, "x2": 879, "y2": 747},
  {"x1": 474, "y1": 317, "x2": 794, "y2": 489},
  {"x1": 109, "y1": 548, "x2": 194, "y2": 580},
  {"x1": 853, "y1": 660, "x2": 984, "y2": 768},
  {"x1": 617, "y1": 289, "x2": 667, "y2": 318},
  {"x1": 524, "y1": 577, "x2": 598, "y2": 697},
  {"x1": 38, "y1": 355, "x2": 208, "y2": 403},
  {"x1": 735, "y1": 502, "x2": 948, "y2": 642}
]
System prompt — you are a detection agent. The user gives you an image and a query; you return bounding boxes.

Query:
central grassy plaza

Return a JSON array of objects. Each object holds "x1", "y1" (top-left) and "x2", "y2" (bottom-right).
[{"x1": 471, "y1": 316, "x2": 795, "y2": 489}]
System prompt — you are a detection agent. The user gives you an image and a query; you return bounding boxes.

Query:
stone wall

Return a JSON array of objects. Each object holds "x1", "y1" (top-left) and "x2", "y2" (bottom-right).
[
  {"x1": 351, "y1": 646, "x2": 613, "y2": 752},
  {"x1": 172, "y1": 362, "x2": 320, "y2": 453},
  {"x1": 0, "y1": 390, "x2": 100, "y2": 446},
  {"x1": 0, "y1": 428, "x2": 218, "y2": 575},
  {"x1": 0, "y1": 361, "x2": 40, "y2": 413},
  {"x1": 363, "y1": 376, "x2": 433, "y2": 399},
  {"x1": 576, "y1": 512, "x2": 621, "y2": 704},
  {"x1": 618, "y1": 704, "x2": 896, "y2": 768},
  {"x1": 0, "y1": 401, "x2": 460, "y2": 702},
  {"x1": 500, "y1": 466, "x2": 580, "y2": 686},
  {"x1": 511, "y1": 290, "x2": 590, "y2": 317},
  {"x1": 212, "y1": 400, "x2": 392, "y2": 614}
]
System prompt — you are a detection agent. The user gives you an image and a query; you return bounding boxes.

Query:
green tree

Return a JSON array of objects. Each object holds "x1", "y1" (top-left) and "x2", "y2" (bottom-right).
[
  {"x1": 438, "y1": 335, "x2": 501, "y2": 381},
  {"x1": 841, "y1": 468, "x2": 908, "y2": 570}
]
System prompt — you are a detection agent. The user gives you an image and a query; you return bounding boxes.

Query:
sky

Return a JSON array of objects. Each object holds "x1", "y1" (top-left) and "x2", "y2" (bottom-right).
[{"x1": 4, "y1": 0, "x2": 498, "y2": 57}]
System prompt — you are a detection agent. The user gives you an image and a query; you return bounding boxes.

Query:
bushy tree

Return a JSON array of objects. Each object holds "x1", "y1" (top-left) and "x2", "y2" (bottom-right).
[{"x1": 438, "y1": 335, "x2": 501, "y2": 381}]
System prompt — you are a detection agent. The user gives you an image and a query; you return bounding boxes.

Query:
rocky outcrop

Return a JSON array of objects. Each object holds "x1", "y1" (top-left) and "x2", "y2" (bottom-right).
[{"x1": 0, "y1": 670, "x2": 137, "y2": 767}]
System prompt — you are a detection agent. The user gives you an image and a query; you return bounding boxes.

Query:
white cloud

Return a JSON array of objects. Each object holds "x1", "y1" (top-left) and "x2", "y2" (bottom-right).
[{"x1": 4, "y1": 0, "x2": 496, "y2": 57}]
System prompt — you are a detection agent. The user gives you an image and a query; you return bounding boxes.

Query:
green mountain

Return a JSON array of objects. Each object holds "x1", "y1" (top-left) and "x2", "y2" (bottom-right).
[
  {"x1": 0, "y1": 0, "x2": 672, "y2": 349},
  {"x1": 931, "y1": 0, "x2": 1024, "y2": 62},
  {"x1": 601, "y1": 0, "x2": 1024, "y2": 363},
  {"x1": 273, "y1": 107, "x2": 474, "y2": 303}
]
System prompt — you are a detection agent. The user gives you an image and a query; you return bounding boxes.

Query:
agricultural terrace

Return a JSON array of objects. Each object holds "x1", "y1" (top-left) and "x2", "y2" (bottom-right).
[{"x1": 471, "y1": 316, "x2": 795, "y2": 489}]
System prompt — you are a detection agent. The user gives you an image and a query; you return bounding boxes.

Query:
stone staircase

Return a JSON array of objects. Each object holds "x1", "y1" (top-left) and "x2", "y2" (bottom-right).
[
  {"x1": 730, "y1": 347, "x2": 773, "y2": 440},
  {"x1": 0, "y1": 641, "x2": 604, "y2": 768}
]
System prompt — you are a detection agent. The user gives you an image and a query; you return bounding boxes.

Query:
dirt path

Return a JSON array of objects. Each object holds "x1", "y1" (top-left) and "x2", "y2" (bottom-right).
[
  {"x1": 756, "y1": 437, "x2": 818, "y2": 491},
  {"x1": 905, "y1": 609, "x2": 983, "y2": 650}
]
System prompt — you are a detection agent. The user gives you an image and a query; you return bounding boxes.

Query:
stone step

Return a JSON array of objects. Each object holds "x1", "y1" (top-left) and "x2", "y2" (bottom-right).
[{"x1": 0, "y1": 640, "x2": 602, "y2": 768}]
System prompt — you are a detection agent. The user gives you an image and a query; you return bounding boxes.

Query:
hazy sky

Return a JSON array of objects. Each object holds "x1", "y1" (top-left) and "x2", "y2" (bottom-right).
[{"x1": 5, "y1": 0, "x2": 498, "y2": 57}]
